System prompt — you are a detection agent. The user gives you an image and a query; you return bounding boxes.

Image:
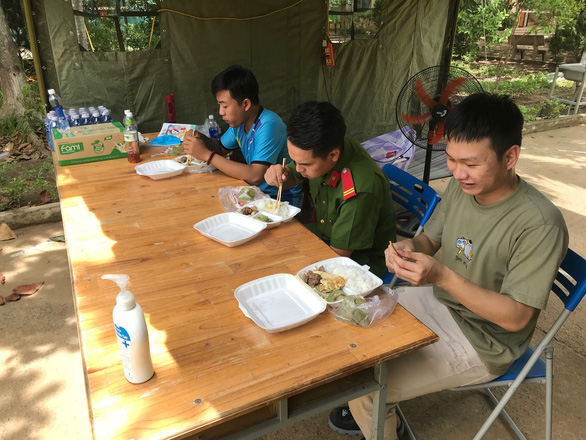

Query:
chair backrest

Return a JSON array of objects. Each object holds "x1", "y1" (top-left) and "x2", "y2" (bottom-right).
[
  {"x1": 553, "y1": 248, "x2": 586, "y2": 312},
  {"x1": 382, "y1": 163, "x2": 441, "y2": 228}
]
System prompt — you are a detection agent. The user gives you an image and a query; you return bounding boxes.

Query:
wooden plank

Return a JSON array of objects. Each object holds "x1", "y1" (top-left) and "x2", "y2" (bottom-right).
[{"x1": 55, "y1": 139, "x2": 438, "y2": 440}]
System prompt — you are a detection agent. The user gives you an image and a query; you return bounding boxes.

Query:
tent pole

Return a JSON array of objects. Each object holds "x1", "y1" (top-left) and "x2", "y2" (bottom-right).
[
  {"x1": 21, "y1": 0, "x2": 47, "y2": 106},
  {"x1": 440, "y1": 0, "x2": 460, "y2": 70}
]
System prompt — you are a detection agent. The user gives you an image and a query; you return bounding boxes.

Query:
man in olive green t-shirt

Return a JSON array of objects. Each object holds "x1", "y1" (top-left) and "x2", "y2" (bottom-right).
[
  {"x1": 329, "y1": 94, "x2": 569, "y2": 440},
  {"x1": 263, "y1": 101, "x2": 396, "y2": 277}
]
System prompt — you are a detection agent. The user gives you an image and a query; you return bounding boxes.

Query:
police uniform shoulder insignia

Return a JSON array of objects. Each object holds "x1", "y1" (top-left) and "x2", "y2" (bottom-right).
[
  {"x1": 341, "y1": 168, "x2": 356, "y2": 200},
  {"x1": 328, "y1": 170, "x2": 340, "y2": 187}
]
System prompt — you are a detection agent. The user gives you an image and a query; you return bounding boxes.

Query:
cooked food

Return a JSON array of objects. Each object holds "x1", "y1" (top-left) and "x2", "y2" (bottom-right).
[
  {"x1": 312, "y1": 270, "x2": 346, "y2": 292},
  {"x1": 238, "y1": 187, "x2": 256, "y2": 202},
  {"x1": 256, "y1": 214, "x2": 273, "y2": 223},
  {"x1": 328, "y1": 265, "x2": 376, "y2": 291},
  {"x1": 260, "y1": 200, "x2": 289, "y2": 216},
  {"x1": 301, "y1": 266, "x2": 348, "y2": 302},
  {"x1": 336, "y1": 295, "x2": 369, "y2": 326},
  {"x1": 240, "y1": 206, "x2": 259, "y2": 216}
]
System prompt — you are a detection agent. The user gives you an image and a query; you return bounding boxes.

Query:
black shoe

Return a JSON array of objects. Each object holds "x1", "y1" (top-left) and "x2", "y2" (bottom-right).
[{"x1": 328, "y1": 405, "x2": 363, "y2": 436}]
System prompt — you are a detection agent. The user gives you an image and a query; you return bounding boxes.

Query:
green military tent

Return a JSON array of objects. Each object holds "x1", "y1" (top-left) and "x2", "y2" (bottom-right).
[{"x1": 26, "y1": 0, "x2": 458, "y2": 141}]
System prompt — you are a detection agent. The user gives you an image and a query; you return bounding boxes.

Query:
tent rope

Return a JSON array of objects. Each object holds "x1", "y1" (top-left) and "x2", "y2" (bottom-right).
[{"x1": 157, "y1": 0, "x2": 304, "y2": 21}]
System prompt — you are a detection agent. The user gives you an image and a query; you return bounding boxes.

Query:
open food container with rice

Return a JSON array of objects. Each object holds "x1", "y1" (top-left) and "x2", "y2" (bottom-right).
[{"x1": 234, "y1": 256, "x2": 392, "y2": 333}]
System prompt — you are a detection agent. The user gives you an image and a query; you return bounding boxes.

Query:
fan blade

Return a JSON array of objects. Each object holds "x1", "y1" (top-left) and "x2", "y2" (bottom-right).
[
  {"x1": 439, "y1": 77, "x2": 468, "y2": 105},
  {"x1": 428, "y1": 121, "x2": 445, "y2": 145},
  {"x1": 401, "y1": 111, "x2": 432, "y2": 125},
  {"x1": 415, "y1": 78, "x2": 438, "y2": 109}
]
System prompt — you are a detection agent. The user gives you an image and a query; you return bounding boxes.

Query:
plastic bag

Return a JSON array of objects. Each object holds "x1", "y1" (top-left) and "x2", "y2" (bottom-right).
[
  {"x1": 218, "y1": 186, "x2": 269, "y2": 212},
  {"x1": 362, "y1": 128, "x2": 415, "y2": 172},
  {"x1": 328, "y1": 285, "x2": 398, "y2": 327}
]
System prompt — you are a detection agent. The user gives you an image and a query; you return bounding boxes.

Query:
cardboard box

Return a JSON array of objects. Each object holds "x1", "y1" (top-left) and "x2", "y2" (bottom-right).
[{"x1": 52, "y1": 122, "x2": 126, "y2": 166}]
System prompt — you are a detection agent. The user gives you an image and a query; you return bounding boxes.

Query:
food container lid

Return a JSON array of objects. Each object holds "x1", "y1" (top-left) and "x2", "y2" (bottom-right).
[
  {"x1": 194, "y1": 212, "x2": 267, "y2": 247},
  {"x1": 135, "y1": 160, "x2": 186, "y2": 180},
  {"x1": 234, "y1": 274, "x2": 326, "y2": 333}
]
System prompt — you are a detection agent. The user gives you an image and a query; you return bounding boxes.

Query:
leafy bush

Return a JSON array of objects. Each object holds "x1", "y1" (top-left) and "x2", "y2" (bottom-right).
[
  {"x1": 454, "y1": 0, "x2": 515, "y2": 61},
  {"x1": 538, "y1": 99, "x2": 568, "y2": 118}
]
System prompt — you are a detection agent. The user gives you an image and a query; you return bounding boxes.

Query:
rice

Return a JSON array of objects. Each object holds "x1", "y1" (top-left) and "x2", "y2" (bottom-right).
[
  {"x1": 259, "y1": 200, "x2": 289, "y2": 217},
  {"x1": 328, "y1": 264, "x2": 376, "y2": 292}
]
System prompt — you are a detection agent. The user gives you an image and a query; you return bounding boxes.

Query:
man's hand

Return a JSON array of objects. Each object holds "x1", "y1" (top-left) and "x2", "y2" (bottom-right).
[
  {"x1": 264, "y1": 164, "x2": 290, "y2": 187},
  {"x1": 385, "y1": 240, "x2": 444, "y2": 286},
  {"x1": 182, "y1": 130, "x2": 211, "y2": 162}
]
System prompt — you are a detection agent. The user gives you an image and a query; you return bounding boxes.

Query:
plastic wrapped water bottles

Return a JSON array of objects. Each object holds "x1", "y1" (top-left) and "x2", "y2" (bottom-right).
[
  {"x1": 207, "y1": 114, "x2": 220, "y2": 139},
  {"x1": 47, "y1": 89, "x2": 70, "y2": 131}
]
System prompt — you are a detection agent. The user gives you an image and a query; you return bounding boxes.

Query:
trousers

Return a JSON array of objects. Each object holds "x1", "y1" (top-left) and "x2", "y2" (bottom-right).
[{"x1": 349, "y1": 286, "x2": 498, "y2": 440}]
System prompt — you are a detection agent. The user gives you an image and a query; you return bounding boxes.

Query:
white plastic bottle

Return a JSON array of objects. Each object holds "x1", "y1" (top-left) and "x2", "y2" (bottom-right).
[{"x1": 102, "y1": 274, "x2": 154, "y2": 384}]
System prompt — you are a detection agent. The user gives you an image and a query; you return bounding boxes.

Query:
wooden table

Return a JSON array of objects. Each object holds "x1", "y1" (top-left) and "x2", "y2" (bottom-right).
[{"x1": 55, "y1": 141, "x2": 437, "y2": 440}]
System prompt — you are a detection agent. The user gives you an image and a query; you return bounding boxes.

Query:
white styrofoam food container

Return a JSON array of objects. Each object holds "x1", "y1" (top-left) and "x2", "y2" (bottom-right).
[
  {"x1": 237, "y1": 205, "x2": 283, "y2": 229},
  {"x1": 173, "y1": 155, "x2": 216, "y2": 173},
  {"x1": 297, "y1": 256, "x2": 383, "y2": 303},
  {"x1": 249, "y1": 199, "x2": 301, "y2": 222},
  {"x1": 193, "y1": 212, "x2": 267, "y2": 247},
  {"x1": 234, "y1": 274, "x2": 326, "y2": 333},
  {"x1": 135, "y1": 160, "x2": 186, "y2": 180}
]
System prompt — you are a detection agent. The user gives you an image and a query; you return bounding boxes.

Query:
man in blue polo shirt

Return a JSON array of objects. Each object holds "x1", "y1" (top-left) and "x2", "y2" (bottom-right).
[{"x1": 183, "y1": 65, "x2": 302, "y2": 206}]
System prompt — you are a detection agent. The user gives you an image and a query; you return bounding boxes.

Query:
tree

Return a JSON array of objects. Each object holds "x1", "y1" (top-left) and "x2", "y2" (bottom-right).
[{"x1": 0, "y1": 0, "x2": 28, "y2": 121}]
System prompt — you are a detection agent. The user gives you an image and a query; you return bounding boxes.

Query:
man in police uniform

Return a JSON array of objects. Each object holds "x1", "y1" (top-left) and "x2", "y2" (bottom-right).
[{"x1": 264, "y1": 101, "x2": 396, "y2": 277}]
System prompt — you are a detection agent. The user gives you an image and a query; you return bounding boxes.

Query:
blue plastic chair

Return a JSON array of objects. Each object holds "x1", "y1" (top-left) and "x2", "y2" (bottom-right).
[
  {"x1": 381, "y1": 164, "x2": 440, "y2": 286},
  {"x1": 397, "y1": 248, "x2": 586, "y2": 440}
]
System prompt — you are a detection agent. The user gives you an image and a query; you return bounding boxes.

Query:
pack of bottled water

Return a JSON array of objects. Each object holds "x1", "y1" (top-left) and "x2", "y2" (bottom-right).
[{"x1": 64, "y1": 105, "x2": 114, "y2": 127}]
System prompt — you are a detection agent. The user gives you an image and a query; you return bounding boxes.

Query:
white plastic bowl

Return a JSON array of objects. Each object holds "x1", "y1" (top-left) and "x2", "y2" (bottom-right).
[
  {"x1": 135, "y1": 160, "x2": 185, "y2": 180},
  {"x1": 194, "y1": 212, "x2": 267, "y2": 247},
  {"x1": 234, "y1": 274, "x2": 326, "y2": 333}
]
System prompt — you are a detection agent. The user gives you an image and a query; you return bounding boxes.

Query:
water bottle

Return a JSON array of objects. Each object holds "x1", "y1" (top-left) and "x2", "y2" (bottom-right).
[
  {"x1": 101, "y1": 109, "x2": 113, "y2": 123},
  {"x1": 45, "y1": 112, "x2": 55, "y2": 151},
  {"x1": 80, "y1": 112, "x2": 90, "y2": 126},
  {"x1": 124, "y1": 111, "x2": 141, "y2": 163},
  {"x1": 91, "y1": 111, "x2": 101, "y2": 125},
  {"x1": 124, "y1": 109, "x2": 137, "y2": 128},
  {"x1": 71, "y1": 113, "x2": 81, "y2": 127},
  {"x1": 208, "y1": 114, "x2": 220, "y2": 139},
  {"x1": 47, "y1": 89, "x2": 70, "y2": 131}
]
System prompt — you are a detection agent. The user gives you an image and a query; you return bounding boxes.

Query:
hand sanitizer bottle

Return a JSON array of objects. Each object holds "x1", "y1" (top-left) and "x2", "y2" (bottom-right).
[{"x1": 102, "y1": 274, "x2": 154, "y2": 384}]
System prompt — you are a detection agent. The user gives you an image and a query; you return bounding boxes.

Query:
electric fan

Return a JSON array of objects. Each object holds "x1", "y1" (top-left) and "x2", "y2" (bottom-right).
[{"x1": 396, "y1": 65, "x2": 484, "y2": 184}]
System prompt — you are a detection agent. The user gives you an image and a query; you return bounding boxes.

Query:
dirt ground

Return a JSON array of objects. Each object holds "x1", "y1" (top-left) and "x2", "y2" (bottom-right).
[{"x1": 0, "y1": 124, "x2": 585, "y2": 440}]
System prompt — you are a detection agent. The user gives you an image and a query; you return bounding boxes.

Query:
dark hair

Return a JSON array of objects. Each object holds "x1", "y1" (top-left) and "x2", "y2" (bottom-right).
[
  {"x1": 287, "y1": 101, "x2": 346, "y2": 158},
  {"x1": 211, "y1": 65, "x2": 260, "y2": 105},
  {"x1": 445, "y1": 93, "x2": 523, "y2": 160}
]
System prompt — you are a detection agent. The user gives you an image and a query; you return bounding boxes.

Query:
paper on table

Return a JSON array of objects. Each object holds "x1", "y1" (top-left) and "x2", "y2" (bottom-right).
[{"x1": 158, "y1": 123, "x2": 195, "y2": 141}]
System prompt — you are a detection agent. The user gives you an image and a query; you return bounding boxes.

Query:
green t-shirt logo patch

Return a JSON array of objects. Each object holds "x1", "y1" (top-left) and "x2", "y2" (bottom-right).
[{"x1": 456, "y1": 237, "x2": 473, "y2": 261}]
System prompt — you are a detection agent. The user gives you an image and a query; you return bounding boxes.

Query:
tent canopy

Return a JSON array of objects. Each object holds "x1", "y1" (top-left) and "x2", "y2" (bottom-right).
[{"x1": 32, "y1": 0, "x2": 454, "y2": 141}]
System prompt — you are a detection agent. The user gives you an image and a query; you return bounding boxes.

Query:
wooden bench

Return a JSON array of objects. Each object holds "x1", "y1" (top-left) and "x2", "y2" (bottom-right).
[{"x1": 509, "y1": 30, "x2": 547, "y2": 61}]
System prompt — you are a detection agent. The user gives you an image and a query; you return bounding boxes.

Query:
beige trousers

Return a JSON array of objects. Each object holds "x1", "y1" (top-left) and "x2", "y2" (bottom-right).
[{"x1": 349, "y1": 287, "x2": 498, "y2": 440}]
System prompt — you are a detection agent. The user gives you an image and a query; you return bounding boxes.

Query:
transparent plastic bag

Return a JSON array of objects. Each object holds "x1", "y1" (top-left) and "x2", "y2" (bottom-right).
[
  {"x1": 328, "y1": 285, "x2": 398, "y2": 327},
  {"x1": 218, "y1": 186, "x2": 269, "y2": 212}
]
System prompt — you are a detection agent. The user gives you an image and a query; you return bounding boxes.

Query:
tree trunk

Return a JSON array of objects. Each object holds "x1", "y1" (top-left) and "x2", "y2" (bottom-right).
[{"x1": 0, "y1": 0, "x2": 28, "y2": 120}]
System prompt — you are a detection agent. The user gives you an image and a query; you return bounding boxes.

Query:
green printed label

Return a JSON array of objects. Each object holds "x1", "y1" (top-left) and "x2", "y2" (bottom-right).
[{"x1": 59, "y1": 142, "x2": 84, "y2": 155}]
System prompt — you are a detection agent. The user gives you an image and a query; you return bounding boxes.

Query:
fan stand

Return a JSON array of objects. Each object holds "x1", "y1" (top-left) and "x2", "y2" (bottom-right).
[{"x1": 396, "y1": 112, "x2": 442, "y2": 237}]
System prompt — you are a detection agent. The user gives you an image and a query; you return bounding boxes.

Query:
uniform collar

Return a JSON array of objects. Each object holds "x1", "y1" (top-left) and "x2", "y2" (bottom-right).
[{"x1": 322, "y1": 137, "x2": 351, "y2": 187}]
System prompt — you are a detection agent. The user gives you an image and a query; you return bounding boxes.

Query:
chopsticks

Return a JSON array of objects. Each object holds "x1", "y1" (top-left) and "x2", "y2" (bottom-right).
[{"x1": 275, "y1": 158, "x2": 286, "y2": 212}]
